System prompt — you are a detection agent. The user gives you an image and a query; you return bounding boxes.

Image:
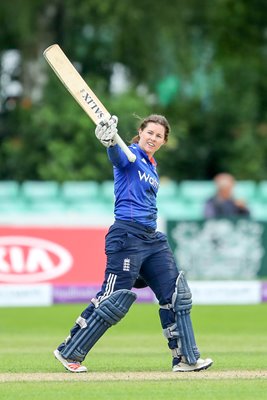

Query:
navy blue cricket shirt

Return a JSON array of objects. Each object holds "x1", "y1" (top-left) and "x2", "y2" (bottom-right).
[{"x1": 107, "y1": 143, "x2": 160, "y2": 229}]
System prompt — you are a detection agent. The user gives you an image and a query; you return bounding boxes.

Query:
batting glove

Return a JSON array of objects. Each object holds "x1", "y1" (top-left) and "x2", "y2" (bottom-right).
[{"x1": 95, "y1": 115, "x2": 118, "y2": 147}]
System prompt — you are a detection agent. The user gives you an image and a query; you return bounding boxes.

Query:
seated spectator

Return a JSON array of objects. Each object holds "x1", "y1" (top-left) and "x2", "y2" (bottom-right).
[{"x1": 204, "y1": 173, "x2": 250, "y2": 218}]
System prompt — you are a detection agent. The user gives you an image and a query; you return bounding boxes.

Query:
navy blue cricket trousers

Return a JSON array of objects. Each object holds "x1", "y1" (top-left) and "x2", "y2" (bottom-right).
[
  {"x1": 57, "y1": 220, "x2": 180, "y2": 353},
  {"x1": 96, "y1": 220, "x2": 179, "y2": 307}
]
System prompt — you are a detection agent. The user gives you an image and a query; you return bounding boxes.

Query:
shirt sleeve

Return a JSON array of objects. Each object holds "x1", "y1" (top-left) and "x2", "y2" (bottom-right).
[
  {"x1": 204, "y1": 198, "x2": 216, "y2": 218},
  {"x1": 107, "y1": 144, "x2": 131, "y2": 168}
]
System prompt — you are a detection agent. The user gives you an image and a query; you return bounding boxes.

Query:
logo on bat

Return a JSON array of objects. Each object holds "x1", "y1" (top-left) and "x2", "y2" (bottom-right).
[{"x1": 80, "y1": 89, "x2": 105, "y2": 119}]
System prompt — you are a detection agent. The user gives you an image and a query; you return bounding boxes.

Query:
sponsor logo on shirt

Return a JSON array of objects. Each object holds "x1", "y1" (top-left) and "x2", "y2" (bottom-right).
[{"x1": 138, "y1": 171, "x2": 159, "y2": 189}]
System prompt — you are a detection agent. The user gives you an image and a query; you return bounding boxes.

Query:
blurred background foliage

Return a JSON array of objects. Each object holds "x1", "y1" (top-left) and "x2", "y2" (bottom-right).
[{"x1": 1, "y1": 0, "x2": 267, "y2": 182}]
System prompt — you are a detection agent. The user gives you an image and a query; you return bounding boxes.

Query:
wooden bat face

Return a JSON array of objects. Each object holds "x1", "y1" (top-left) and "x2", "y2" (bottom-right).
[{"x1": 43, "y1": 44, "x2": 136, "y2": 162}]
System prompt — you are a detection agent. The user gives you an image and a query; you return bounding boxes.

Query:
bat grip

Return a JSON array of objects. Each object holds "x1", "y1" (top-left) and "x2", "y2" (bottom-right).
[{"x1": 115, "y1": 134, "x2": 136, "y2": 162}]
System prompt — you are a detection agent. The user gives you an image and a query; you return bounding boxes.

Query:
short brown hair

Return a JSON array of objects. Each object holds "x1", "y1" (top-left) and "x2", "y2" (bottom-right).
[{"x1": 131, "y1": 114, "x2": 170, "y2": 144}]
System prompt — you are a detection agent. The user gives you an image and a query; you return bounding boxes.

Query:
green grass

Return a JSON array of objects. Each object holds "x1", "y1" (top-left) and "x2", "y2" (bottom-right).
[
  {"x1": 0, "y1": 303, "x2": 267, "y2": 399},
  {"x1": 2, "y1": 381, "x2": 267, "y2": 400}
]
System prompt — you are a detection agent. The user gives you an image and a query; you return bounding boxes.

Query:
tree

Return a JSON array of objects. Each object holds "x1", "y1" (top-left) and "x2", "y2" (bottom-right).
[{"x1": 1, "y1": 0, "x2": 267, "y2": 181}]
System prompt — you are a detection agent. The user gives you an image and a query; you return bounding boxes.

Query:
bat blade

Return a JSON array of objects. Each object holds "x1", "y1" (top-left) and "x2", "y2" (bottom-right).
[
  {"x1": 43, "y1": 44, "x2": 108, "y2": 124},
  {"x1": 43, "y1": 44, "x2": 136, "y2": 162}
]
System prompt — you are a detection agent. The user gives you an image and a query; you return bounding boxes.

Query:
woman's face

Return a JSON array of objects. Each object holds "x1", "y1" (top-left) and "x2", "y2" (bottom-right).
[{"x1": 138, "y1": 122, "x2": 166, "y2": 158}]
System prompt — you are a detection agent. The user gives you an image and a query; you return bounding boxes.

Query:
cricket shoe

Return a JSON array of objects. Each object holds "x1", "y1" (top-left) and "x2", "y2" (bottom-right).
[
  {"x1": 172, "y1": 357, "x2": 213, "y2": 372},
  {"x1": 54, "y1": 349, "x2": 87, "y2": 373}
]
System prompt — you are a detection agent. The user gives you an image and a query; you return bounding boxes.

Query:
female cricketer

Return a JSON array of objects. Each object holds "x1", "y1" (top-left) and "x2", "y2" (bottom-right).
[{"x1": 53, "y1": 114, "x2": 213, "y2": 373}]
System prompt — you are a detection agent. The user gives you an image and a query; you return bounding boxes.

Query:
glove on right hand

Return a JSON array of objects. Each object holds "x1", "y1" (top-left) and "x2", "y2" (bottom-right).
[{"x1": 95, "y1": 115, "x2": 118, "y2": 147}]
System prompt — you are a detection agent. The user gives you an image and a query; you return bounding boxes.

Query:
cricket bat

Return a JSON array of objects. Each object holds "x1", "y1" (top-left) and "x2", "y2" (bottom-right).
[{"x1": 43, "y1": 44, "x2": 136, "y2": 162}]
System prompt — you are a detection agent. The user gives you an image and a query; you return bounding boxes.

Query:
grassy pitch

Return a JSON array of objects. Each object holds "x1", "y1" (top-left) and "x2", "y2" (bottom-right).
[{"x1": 0, "y1": 302, "x2": 267, "y2": 399}]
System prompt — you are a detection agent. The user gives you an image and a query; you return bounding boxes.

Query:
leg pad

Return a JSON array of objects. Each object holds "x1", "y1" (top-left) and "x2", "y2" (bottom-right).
[
  {"x1": 173, "y1": 271, "x2": 200, "y2": 365},
  {"x1": 61, "y1": 289, "x2": 136, "y2": 362}
]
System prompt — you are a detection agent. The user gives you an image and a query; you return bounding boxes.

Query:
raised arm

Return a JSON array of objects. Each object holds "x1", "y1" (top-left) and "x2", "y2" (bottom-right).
[
  {"x1": 95, "y1": 115, "x2": 134, "y2": 168},
  {"x1": 107, "y1": 144, "x2": 130, "y2": 168}
]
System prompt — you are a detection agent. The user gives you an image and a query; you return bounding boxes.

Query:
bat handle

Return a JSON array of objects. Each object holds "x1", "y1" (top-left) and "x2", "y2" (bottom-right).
[{"x1": 115, "y1": 134, "x2": 136, "y2": 162}]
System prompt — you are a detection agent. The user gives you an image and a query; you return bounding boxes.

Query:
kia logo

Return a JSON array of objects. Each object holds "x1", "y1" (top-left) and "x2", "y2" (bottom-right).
[{"x1": 0, "y1": 236, "x2": 73, "y2": 283}]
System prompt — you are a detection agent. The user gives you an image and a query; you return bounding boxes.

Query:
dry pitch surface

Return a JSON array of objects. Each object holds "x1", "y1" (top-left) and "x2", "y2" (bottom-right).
[{"x1": 0, "y1": 371, "x2": 267, "y2": 382}]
